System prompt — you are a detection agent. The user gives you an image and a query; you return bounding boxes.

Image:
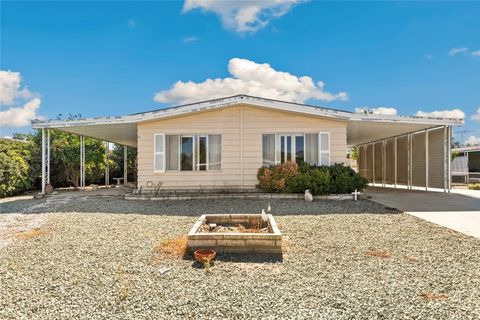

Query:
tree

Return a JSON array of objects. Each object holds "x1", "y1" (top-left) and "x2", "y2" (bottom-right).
[
  {"x1": 0, "y1": 139, "x2": 39, "y2": 197},
  {"x1": 33, "y1": 129, "x2": 106, "y2": 188}
]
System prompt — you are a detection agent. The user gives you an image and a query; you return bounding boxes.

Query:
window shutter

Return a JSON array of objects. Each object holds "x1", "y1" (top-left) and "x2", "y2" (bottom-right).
[
  {"x1": 319, "y1": 132, "x2": 330, "y2": 166},
  {"x1": 208, "y1": 134, "x2": 222, "y2": 170},
  {"x1": 154, "y1": 133, "x2": 165, "y2": 172}
]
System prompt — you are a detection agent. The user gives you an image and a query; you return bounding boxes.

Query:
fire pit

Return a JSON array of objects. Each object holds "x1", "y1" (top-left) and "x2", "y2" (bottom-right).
[{"x1": 187, "y1": 214, "x2": 282, "y2": 254}]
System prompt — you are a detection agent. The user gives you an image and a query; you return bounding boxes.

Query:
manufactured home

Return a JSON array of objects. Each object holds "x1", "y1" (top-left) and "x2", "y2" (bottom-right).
[{"x1": 32, "y1": 94, "x2": 462, "y2": 193}]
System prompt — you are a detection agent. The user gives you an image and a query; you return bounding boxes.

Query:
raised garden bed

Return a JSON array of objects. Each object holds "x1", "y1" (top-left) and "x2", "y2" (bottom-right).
[{"x1": 187, "y1": 214, "x2": 282, "y2": 254}]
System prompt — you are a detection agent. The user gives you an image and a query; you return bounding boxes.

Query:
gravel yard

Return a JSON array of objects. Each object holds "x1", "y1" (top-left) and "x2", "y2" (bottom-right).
[{"x1": 1, "y1": 197, "x2": 479, "y2": 319}]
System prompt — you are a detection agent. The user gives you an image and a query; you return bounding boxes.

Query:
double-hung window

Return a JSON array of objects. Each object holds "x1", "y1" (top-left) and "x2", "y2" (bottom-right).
[
  {"x1": 154, "y1": 133, "x2": 222, "y2": 172},
  {"x1": 262, "y1": 133, "x2": 330, "y2": 166}
]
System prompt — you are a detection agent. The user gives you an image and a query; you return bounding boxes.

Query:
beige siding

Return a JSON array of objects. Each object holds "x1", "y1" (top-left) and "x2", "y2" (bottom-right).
[
  {"x1": 137, "y1": 104, "x2": 347, "y2": 189},
  {"x1": 412, "y1": 131, "x2": 426, "y2": 187}
]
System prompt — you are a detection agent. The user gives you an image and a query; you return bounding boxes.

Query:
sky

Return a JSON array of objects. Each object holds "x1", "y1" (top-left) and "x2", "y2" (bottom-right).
[{"x1": 1, "y1": 1, "x2": 479, "y2": 145}]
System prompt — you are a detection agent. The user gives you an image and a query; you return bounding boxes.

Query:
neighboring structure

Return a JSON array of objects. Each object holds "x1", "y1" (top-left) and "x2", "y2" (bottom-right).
[
  {"x1": 31, "y1": 94, "x2": 463, "y2": 193},
  {"x1": 452, "y1": 146, "x2": 480, "y2": 184}
]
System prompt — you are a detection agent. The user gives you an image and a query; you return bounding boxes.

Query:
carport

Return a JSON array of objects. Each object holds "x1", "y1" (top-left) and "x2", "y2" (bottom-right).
[{"x1": 353, "y1": 123, "x2": 457, "y2": 192}]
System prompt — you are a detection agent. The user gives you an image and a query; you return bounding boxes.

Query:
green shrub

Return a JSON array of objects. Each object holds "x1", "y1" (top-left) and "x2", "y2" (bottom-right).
[
  {"x1": 257, "y1": 162, "x2": 368, "y2": 195},
  {"x1": 468, "y1": 183, "x2": 480, "y2": 190},
  {"x1": 0, "y1": 139, "x2": 38, "y2": 198}
]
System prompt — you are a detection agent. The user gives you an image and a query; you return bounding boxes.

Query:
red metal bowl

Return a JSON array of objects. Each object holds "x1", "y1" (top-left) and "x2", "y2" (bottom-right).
[{"x1": 194, "y1": 249, "x2": 216, "y2": 263}]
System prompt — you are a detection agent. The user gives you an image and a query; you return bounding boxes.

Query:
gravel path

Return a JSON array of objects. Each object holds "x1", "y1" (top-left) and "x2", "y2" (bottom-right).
[
  {"x1": 0, "y1": 198, "x2": 479, "y2": 319},
  {"x1": 1, "y1": 196, "x2": 396, "y2": 215}
]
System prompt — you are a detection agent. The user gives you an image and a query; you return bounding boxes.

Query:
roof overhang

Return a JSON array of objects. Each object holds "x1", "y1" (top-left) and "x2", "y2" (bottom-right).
[{"x1": 32, "y1": 94, "x2": 463, "y2": 147}]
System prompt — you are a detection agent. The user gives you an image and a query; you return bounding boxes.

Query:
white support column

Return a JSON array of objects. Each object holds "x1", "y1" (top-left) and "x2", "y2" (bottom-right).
[
  {"x1": 394, "y1": 137, "x2": 397, "y2": 189},
  {"x1": 47, "y1": 129, "x2": 50, "y2": 185},
  {"x1": 41, "y1": 128, "x2": 46, "y2": 194},
  {"x1": 443, "y1": 126, "x2": 447, "y2": 192},
  {"x1": 407, "y1": 134, "x2": 412, "y2": 189},
  {"x1": 124, "y1": 145, "x2": 128, "y2": 185},
  {"x1": 80, "y1": 136, "x2": 85, "y2": 190},
  {"x1": 105, "y1": 141, "x2": 110, "y2": 187},
  {"x1": 382, "y1": 140, "x2": 386, "y2": 187},
  {"x1": 425, "y1": 130, "x2": 429, "y2": 191},
  {"x1": 372, "y1": 143, "x2": 376, "y2": 186},
  {"x1": 447, "y1": 126, "x2": 452, "y2": 192}
]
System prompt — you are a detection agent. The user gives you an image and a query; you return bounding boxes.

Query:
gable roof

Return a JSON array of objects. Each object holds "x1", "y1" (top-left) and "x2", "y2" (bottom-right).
[{"x1": 31, "y1": 94, "x2": 463, "y2": 147}]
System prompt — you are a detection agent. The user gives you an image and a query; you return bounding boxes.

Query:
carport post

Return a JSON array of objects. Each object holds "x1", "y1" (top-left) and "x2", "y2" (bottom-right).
[
  {"x1": 408, "y1": 133, "x2": 412, "y2": 190},
  {"x1": 372, "y1": 142, "x2": 375, "y2": 186},
  {"x1": 80, "y1": 135, "x2": 85, "y2": 190},
  {"x1": 47, "y1": 129, "x2": 50, "y2": 185},
  {"x1": 448, "y1": 126, "x2": 452, "y2": 192},
  {"x1": 41, "y1": 128, "x2": 45, "y2": 194},
  {"x1": 382, "y1": 139, "x2": 386, "y2": 187},
  {"x1": 443, "y1": 126, "x2": 447, "y2": 192},
  {"x1": 124, "y1": 145, "x2": 128, "y2": 185},
  {"x1": 425, "y1": 130, "x2": 429, "y2": 191},
  {"x1": 394, "y1": 137, "x2": 397, "y2": 188},
  {"x1": 105, "y1": 141, "x2": 110, "y2": 187}
]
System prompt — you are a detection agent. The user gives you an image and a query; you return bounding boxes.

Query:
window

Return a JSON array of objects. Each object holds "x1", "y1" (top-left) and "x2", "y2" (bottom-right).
[
  {"x1": 181, "y1": 136, "x2": 194, "y2": 171},
  {"x1": 196, "y1": 136, "x2": 207, "y2": 171},
  {"x1": 262, "y1": 134, "x2": 275, "y2": 166},
  {"x1": 155, "y1": 133, "x2": 221, "y2": 172},
  {"x1": 262, "y1": 132, "x2": 330, "y2": 167},
  {"x1": 295, "y1": 135, "x2": 304, "y2": 164}
]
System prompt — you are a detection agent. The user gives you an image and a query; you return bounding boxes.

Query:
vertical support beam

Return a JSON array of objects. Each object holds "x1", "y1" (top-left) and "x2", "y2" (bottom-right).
[
  {"x1": 41, "y1": 128, "x2": 46, "y2": 194},
  {"x1": 240, "y1": 107, "x2": 244, "y2": 189},
  {"x1": 394, "y1": 137, "x2": 397, "y2": 189},
  {"x1": 105, "y1": 141, "x2": 109, "y2": 187},
  {"x1": 407, "y1": 133, "x2": 412, "y2": 189},
  {"x1": 443, "y1": 126, "x2": 447, "y2": 192},
  {"x1": 80, "y1": 136, "x2": 85, "y2": 190},
  {"x1": 372, "y1": 142, "x2": 376, "y2": 186},
  {"x1": 124, "y1": 145, "x2": 128, "y2": 185},
  {"x1": 47, "y1": 129, "x2": 50, "y2": 185},
  {"x1": 447, "y1": 126, "x2": 452, "y2": 192},
  {"x1": 382, "y1": 139, "x2": 386, "y2": 187},
  {"x1": 425, "y1": 130, "x2": 429, "y2": 191}
]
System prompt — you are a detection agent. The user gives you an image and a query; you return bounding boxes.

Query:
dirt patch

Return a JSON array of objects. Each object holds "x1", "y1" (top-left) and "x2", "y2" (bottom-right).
[
  {"x1": 15, "y1": 228, "x2": 49, "y2": 240},
  {"x1": 154, "y1": 236, "x2": 187, "y2": 259},
  {"x1": 365, "y1": 249, "x2": 390, "y2": 258},
  {"x1": 420, "y1": 292, "x2": 448, "y2": 301}
]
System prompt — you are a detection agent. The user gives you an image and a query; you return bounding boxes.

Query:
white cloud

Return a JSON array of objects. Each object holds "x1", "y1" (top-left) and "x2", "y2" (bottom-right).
[
  {"x1": 465, "y1": 135, "x2": 480, "y2": 146},
  {"x1": 0, "y1": 70, "x2": 43, "y2": 127},
  {"x1": 354, "y1": 107, "x2": 397, "y2": 116},
  {"x1": 0, "y1": 70, "x2": 34, "y2": 105},
  {"x1": 416, "y1": 109, "x2": 465, "y2": 119},
  {"x1": 472, "y1": 50, "x2": 480, "y2": 57},
  {"x1": 448, "y1": 47, "x2": 469, "y2": 56},
  {"x1": 154, "y1": 58, "x2": 348, "y2": 104},
  {"x1": 471, "y1": 108, "x2": 480, "y2": 122},
  {"x1": 182, "y1": 36, "x2": 198, "y2": 43},
  {"x1": 0, "y1": 98, "x2": 44, "y2": 127},
  {"x1": 182, "y1": 0, "x2": 304, "y2": 33},
  {"x1": 424, "y1": 54, "x2": 432, "y2": 59}
]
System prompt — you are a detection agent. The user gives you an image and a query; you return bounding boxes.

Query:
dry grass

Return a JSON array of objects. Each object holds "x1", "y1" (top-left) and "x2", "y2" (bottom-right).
[
  {"x1": 154, "y1": 236, "x2": 187, "y2": 259},
  {"x1": 15, "y1": 228, "x2": 49, "y2": 240},
  {"x1": 420, "y1": 292, "x2": 448, "y2": 301},
  {"x1": 365, "y1": 249, "x2": 390, "y2": 258},
  {"x1": 404, "y1": 255, "x2": 418, "y2": 262}
]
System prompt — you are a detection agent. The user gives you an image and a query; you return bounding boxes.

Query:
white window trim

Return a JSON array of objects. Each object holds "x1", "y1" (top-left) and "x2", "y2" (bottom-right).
[
  {"x1": 154, "y1": 133, "x2": 165, "y2": 173},
  {"x1": 319, "y1": 132, "x2": 331, "y2": 166},
  {"x1": 161, "y1": 133, "x2": 222, "y2": 172}
]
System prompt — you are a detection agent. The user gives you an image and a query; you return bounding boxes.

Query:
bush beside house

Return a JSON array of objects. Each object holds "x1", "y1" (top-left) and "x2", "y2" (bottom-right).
[{"x1": 257, "y1": 162, "x2": 368, "y2": 195}]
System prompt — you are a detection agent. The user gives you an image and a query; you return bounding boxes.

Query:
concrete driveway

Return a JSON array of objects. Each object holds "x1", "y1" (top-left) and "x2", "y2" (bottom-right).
[{"x1": 365, "y1": 187, "x2": 480, "y2": 238}]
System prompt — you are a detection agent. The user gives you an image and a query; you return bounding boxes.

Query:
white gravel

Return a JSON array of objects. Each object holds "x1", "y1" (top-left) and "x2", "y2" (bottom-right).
[{"x1": 0, "y1": 198, "x2": 479, "y2": 319}]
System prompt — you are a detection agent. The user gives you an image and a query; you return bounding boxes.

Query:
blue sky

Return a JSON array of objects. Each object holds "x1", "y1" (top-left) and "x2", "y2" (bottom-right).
[{"x1": 1, "y1": 1, "x2": 479, "y2": 144}]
